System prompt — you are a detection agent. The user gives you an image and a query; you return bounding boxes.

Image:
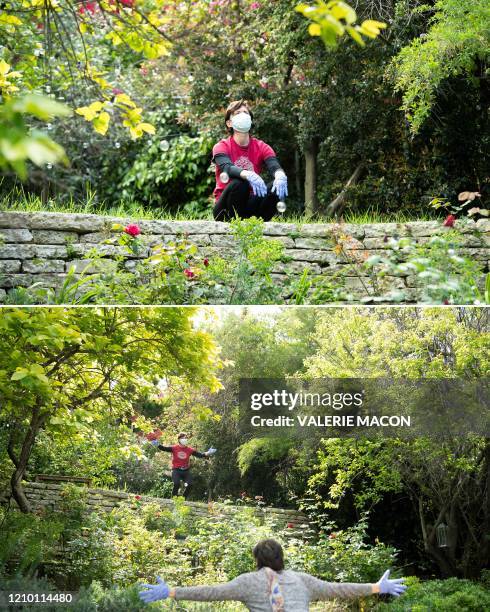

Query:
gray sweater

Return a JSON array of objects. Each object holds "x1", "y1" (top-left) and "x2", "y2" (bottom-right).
[{"x1": 174, "y1": 568, "x2": 374, "y2": 611}]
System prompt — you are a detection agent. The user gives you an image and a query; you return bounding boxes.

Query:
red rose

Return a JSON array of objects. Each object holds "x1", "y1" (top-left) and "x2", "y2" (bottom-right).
[
  {"x1": 124, "y1": 224, "x2": 141, "y2": 237},
  {"x1": 287, "y1": 522, "x2": 294, "y2": 528},
  {"x1": 203, "y1": 258, "x2": 209, "y2": 267},
  {"x1": 184, "y1": 268, "x2": 195, "y2": 279},
  {"x1": 443, "y1": 214, "x2": 456, "y2": 227},
  {"x1": 135, "y1": 495, "x2": 141, "y2": 500},
  {"x1": 120, "y1": 0, "x2": 134, "y2": 6}
]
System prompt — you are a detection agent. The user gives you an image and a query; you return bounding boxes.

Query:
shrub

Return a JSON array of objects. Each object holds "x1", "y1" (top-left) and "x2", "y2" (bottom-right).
[
  {"x1": 0, "y1": 509, "x2": 64, "y2": 577},
  {"x1": 376, "y1": 576, "x2": 490, "y2": 611},
  {"x1": 283, "y1": 515, "x2": 398, "y2": 584},
  {"x1": 112, "y1": 454, "x2": 172, "y2": 496},
  {"x1": 73, "y1": 582, "x2": 147, "y2": 612},
  {"x1": 364, "y1": 231, "x2": 484, "y2": 304}
]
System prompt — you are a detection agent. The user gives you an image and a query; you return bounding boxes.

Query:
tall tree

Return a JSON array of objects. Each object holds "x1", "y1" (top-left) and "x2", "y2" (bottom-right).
[
  {"x1": 304, "y1": 307, "x2": 489, "y2": 577},
  {"x1": 0, "y1": 307, "x2": 221, "y2": 512}
]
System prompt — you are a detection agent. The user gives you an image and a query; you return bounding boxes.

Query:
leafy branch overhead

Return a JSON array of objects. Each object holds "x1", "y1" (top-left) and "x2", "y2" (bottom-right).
[
  {"x1": 295, "y1": 1, "x2": 387, "y2": 47},
  {"x1": 0, "y1": 0, "x2": 186, "y2": 139}
]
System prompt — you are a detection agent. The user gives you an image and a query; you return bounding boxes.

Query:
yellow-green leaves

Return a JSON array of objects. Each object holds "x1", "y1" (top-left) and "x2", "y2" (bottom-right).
[
  {"x1": 296, "y1": 1, "x2": 386, "y2": 48},
  {"x1": 75, "y1": 100, "x2": 112, "y2": 136},
  {"x1": 76, "y1": 94, "x2": 156, "y2": 139},
  {"x1": 104, "y1": 9, "x2": 172, "y2": 59},
  {"x1": 0, "y1": 94, "x2": 70, "y2": 179},
  {"x1": 0, "y1": 12, "x2": 22, "y2": 31},
  {"x1": 11, "y1": 364, "x2": 49, "y2": 385},
  {"x1": 13, "y1": 94, "x2": 71, "y2": 121},
  {"x1": 93, "y1": 111, "x2": 110, "y2": 135},
  {"x1": 0, "y1": 59, "x2": 22, "y2": 94},
  {"x1": 75, "y1": 100, "x2": 105, "y2": 122},
  {"x1": 358, "y1": 19, "x2": 387, "y2": 39}
]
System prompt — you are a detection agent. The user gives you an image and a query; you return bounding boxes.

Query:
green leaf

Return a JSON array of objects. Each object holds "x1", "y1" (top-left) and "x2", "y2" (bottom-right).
[
  {"x1": 11, "y1": 368, "x2": 29, "y2": 380},
  {"x1": 12, "y1": 94, "x2": 71, "y2": 120}
]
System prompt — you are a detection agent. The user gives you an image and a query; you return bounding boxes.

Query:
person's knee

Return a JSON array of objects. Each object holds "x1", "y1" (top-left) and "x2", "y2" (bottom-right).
[{"x1": 229, "y1": 178, "x2": 248, "y2": 190}]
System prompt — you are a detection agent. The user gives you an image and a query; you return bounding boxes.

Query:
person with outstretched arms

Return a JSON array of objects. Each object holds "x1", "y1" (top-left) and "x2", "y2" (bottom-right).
[
  {"x1": 149, "y1": 432, "x2": 216, "y2": 498},
  {"x1": 212, "y1": 99, "x2": 288, "y2": 221},
  {"x1": 138, "y1": 538, "x2": 407, "y2": 610}
]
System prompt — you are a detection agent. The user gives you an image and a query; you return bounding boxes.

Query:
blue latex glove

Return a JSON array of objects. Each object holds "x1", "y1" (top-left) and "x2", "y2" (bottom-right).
[
  {"x1": 206, "y1": 447, "x2": 217, "y2": 456},
  {"x1": 149, "y1": 439, "x2": 159, "y2": 446},
  {"x1": 377, "y1": 570, "x2": 407, "y2": 597},
  {"x1": 245, "y1": 171, "x2": 267, "y2": 198},
  {"x1": 272, "y1": 172, "x2": 288, "y2": 200},
  {"x1": 139, "y1": 576, "x2": 170, "y2": 603}
]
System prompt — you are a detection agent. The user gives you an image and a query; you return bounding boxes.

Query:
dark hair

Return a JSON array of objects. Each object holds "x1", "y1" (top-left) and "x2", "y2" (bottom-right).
[
  {"x1": 224, "y1": 99, "x2": 254, "y2": 133},
  {"x1": 253, "y1": 539, "x2": 285, "y2": 571},
  {"x1": 177, "y1": 432, "x2": 188, "y2": 441}
]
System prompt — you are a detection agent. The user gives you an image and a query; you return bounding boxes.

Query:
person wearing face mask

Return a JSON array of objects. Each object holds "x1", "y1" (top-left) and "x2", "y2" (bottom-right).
[
  {"x1": 138, "y1": 538, "x2": 407, "y2": 610},
  {"x1": 212, "y1": 99, "x2": 288, "y2": 221},
  {"x1": 150, "y1": 432, "x2": 216, "y2": 498}
]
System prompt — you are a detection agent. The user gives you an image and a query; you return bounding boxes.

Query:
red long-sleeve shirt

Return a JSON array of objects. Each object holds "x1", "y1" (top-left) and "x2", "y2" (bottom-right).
[{"x1": 157, "y1": 444, "x2": 206, "y2": 469}]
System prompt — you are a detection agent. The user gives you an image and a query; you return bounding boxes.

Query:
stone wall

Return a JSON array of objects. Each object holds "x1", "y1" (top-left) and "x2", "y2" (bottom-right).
[
  {"x1": 0, "y1": 211, "x2": 488, "y2": 303},
  {"x1": 12, "y1": 481, "x2": 308, "y2": 531}
]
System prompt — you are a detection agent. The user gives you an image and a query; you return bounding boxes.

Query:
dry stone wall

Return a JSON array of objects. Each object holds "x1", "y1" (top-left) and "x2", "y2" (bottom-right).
[
  {"x1": 0, "y1": 211, "x2": 488, "y2": 303},
  {"x1": 14, "y1": 481, "x2": 308, "y2": 530}
]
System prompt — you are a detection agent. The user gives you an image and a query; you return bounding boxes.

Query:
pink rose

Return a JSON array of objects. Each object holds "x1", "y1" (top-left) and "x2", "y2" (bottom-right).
[
  {"x1": 124, "y1": 224, "x2": 141, "y2": 237},
  {"x1": 443, "y1": 214, "x2": 456, "y2": 227}
]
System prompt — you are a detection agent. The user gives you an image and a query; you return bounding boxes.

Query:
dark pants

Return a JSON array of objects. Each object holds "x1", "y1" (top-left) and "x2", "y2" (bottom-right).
[
  {"x1": 213, "y1": 179, "x2": 279, "y2": 221},
  {"x1": 172, "y1": 468, "x2": 192, "y2": 498}
]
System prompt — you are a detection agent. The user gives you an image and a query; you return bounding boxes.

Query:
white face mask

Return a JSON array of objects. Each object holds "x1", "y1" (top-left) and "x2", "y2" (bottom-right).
[
  {"x1": 231, "y1": 112, "x2": 252, "y2": 133},
  {"x1": 179, "y1": 438, "x2": 188, "y2": 445}
]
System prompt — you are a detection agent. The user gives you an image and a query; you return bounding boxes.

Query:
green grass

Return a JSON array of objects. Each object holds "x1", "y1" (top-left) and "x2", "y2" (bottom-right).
[
  {"x1": 0, "y1": 187, "x2": 439, "y2": 224},
  {"x1": 0, "y1": 188, "x2": 200, "y2": 221}
]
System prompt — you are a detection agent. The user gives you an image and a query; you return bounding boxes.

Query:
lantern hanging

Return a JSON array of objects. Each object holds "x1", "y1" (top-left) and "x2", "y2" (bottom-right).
[{"x1": 436, "y1": 522, "x2": 449, "y2": 548}]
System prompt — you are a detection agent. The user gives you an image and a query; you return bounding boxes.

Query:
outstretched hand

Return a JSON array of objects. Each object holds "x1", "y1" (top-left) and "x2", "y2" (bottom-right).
[
  {"x1": 377, "y1": 570, "x2": 407, "y2": 597},
  {"x1": 149, "y1": 439, "x2": 159, "y2": 446},
  {"x1": 206, "y1": 447, "x2": 217, "y2": 456},
  {"x1": 138, "y1": 576, "x2": 170, "y2": 603}
]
